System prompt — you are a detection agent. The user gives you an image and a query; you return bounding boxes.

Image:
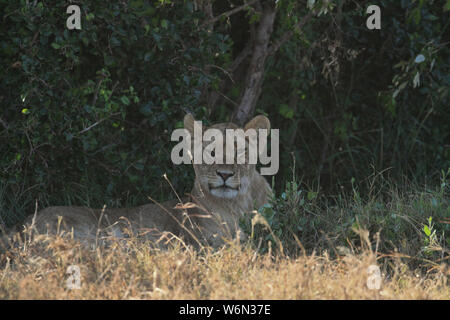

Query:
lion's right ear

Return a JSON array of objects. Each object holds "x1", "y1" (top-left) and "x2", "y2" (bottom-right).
[
  {"x1": 244, "y1": 115, "x2": 271, "y2": 132},
  {"x1": 184, "y1": 113, "x2": 196, "y2": 136}
]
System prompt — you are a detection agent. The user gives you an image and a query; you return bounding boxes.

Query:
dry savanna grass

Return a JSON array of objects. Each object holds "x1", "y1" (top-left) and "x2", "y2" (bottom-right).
[{"x1": 0, "y1": 231, "x2": 448, "y2": 300}]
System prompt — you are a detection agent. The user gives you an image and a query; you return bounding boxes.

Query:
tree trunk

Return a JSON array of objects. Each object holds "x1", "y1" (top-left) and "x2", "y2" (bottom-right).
[{"x1": 231, "y1": 2, "x2": 277, "y2": 126}]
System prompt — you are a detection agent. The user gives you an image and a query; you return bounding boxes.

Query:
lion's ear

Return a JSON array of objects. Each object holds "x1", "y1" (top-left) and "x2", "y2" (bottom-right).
[
  {"x1": 184, "y1": 113, "x2": 196, "y2": 136},
  {"x1": 244, "y1": 115, "x2": 270, "y2": 132}
]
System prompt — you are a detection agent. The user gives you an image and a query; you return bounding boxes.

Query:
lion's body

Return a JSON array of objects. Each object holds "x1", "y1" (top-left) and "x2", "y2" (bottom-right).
[{"x1": 17, "y1": 115, "x2": 272, "y2": 247}]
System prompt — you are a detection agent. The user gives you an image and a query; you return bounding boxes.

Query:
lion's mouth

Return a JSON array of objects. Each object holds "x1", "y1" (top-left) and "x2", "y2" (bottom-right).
[
  {"x1": 209, "y1": 184, "x2": 239, "y2": 191},
  {"x1": 209, "y1": 183, "x2": 240, "y2": 199}
]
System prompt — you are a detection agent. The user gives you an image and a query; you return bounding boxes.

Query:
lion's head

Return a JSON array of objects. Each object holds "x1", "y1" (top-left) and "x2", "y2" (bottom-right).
[{"x1": 184, "y1": 114, "x2": 270, "y2": 200}]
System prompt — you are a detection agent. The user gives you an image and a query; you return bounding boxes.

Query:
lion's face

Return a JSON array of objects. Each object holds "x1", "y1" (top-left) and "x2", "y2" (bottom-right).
[
  {"x1": 193, "y1": 123, "x2": 253, "y2": 199},
  {"x1": 184, "y1": 114, "x2": 270, "y2": 200}
]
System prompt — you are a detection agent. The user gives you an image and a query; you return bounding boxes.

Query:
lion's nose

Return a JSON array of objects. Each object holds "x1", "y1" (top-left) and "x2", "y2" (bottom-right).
[{"x1": 216, "y1": 170, "x2": 234, "y2": 181}]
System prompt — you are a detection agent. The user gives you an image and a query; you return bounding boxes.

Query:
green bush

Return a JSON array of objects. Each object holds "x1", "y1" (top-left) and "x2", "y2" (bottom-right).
[
  {"x1": 258, "y1": 0, "x2": 449, "y2": 190},
  {"x1": 242, "y1": 168, "x2": 449, "y2": 270},
  {"x1": 0, "y1": 0, "x2": 231, "y2": 226}
]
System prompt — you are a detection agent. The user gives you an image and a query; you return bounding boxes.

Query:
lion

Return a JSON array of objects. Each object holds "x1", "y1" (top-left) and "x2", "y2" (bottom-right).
[{"x1": 6, "y1": 114, "x2": 272, "y2": 248}]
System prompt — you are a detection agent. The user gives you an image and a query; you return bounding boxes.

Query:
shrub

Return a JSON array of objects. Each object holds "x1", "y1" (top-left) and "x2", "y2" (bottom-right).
[{"x1": 0, "y1": 1, "x2": 230, "y2": 226}]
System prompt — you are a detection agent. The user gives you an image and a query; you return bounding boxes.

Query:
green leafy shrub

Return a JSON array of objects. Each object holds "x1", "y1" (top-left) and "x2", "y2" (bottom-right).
[
  {"x1": 257, "y1": 0, "x2": 449, "y2": 191},
  {"x1": 0, "y1": 0, "x2": 231, "y2": 226},
  {"x1": 242, "y1": 167, "x2": 449, "y2": 270}
]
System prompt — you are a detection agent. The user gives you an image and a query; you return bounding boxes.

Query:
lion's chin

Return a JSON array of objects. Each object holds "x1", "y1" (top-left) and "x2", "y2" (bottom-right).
[{"x1": 209, "y1": 187, "x2": 239, "y2": 199}]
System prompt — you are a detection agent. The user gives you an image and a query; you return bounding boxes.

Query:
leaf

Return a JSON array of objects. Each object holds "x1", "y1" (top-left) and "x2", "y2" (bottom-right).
[
  {"x1": 278, "y1": 104, "x2": 294, "y2": 119},
  {"x1": 431, "y1": 198, "x2": 438, "y2": 207},
  {"x1": 307, "y1": 191, "x2": 317, "y2": 200},
  {"x1": 445, "y1": 0, "x2": 450, "y2": 12},
  {"x1": 413, "y1": 71, "x2": 420, "y2": 87},
  {"x1": 110, "y1": 36, "x2": 121, "y2": 47},
  {"x1": 139, "y1": 102, "x2": 152, "y2": 116},
  {"x1": 307, "y1": 0, "x2": 316, "y2": 9},
  {"x1": 120, "y1": 96, "x2": 130, "y2": 105},
  {"x1": 65, "y1": 133, "x2": 74, "y2": 141},
  {"x1": 423, "y1": 225, "x2": 431, "y2": 237},
  {"x1": 104, "y1": 55, "x2": 115, "y2": 66},
  {"x1": 249, "y1": 13, "x2": 261, "y2": 24},
  {"x1": 424, "y1": 14, "x2": 438, "y2": 21},
  {"x1": 128, "y1": 174, "x2": 139, "y2": 183},
  {"x1": 414, "y1": 54, "x2": 425, "y2": 64},
  {"x1": 134, "y1": 161, "x2": 144, "y2": 171},
  {"x1": 410, "y1": 8, "x2": 421, "y2": 25},
  {"x1": 51, "y1": 43, "x2": 61, "y2": 49}
]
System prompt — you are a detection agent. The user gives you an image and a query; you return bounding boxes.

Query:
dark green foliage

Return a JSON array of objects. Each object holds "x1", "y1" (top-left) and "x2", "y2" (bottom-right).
[
  {"x1": 0, "y1": 0, "x2": 231, "y2": 226},
  {"x1": 242, "y1": 168, "x2": 449, "y2": 269},
  {"x1": 258, "y1": 0, "x2": 449, "y2": 192}
]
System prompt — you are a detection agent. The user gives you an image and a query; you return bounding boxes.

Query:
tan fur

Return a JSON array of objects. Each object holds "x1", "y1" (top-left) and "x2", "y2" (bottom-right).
[{"x1": 18, "y1": 115, "x2": 272, "y2": 248}]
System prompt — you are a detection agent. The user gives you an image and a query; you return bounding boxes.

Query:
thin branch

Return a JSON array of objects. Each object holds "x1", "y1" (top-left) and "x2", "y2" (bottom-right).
[
  {"x1": 230, "y1": 38, "x2": 253, "y2": 73},
  {"x1": 205, "y1": 64, "x2": 235, "y2": 83},
  {"x1": 268, "y1": 12, "x2": 313, "y2": 55},
  {"x1": 91, "y1": 79, "x2": 103, "y2": 107},
  {"x1": 0, "y1": 118, "x2": 9, "y2": 131},
  {"x1": 201, "y1": 0, "x2": 259, "y2": 27},
  {"x1": 78, "y1": 112, "x2": 120, "y2": 135},
  {"x1": 217, "y1": 91, "x2": 238, "y2": 107}
]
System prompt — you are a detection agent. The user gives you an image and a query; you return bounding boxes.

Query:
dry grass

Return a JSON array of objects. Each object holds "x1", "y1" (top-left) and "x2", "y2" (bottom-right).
[
  {"x1": 1, "y1": 174, "x2": 448, "y2": 300},
  {"x1": 0, "y1": 233, "x2": 448, "y2": 300}
]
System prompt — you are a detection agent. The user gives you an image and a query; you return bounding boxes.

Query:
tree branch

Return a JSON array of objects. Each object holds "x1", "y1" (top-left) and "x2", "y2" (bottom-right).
[
  {"x1": 232, "y1": 2, "x2": 277, "y2": 126},
  {"x1": 204, "y1": 22, "x2": 254, "y2": 113},
  {"x1": 0, "y1": 117, "x2": 9, "y2": 131},
  {"x1": 230, "y1": 38, "x2": 253, "y2": 73},
  {"x1": 201, "y1": 0, "x2": 259, "y2": 27},
  {"x1": 268, "y1": 12, "x2": 313, "y2": 56}
]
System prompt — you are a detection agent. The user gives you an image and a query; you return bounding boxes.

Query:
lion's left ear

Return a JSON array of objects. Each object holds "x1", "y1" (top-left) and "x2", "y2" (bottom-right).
[{"x1": 244, "y1": 115, "x2": 270, "y2": 132}]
